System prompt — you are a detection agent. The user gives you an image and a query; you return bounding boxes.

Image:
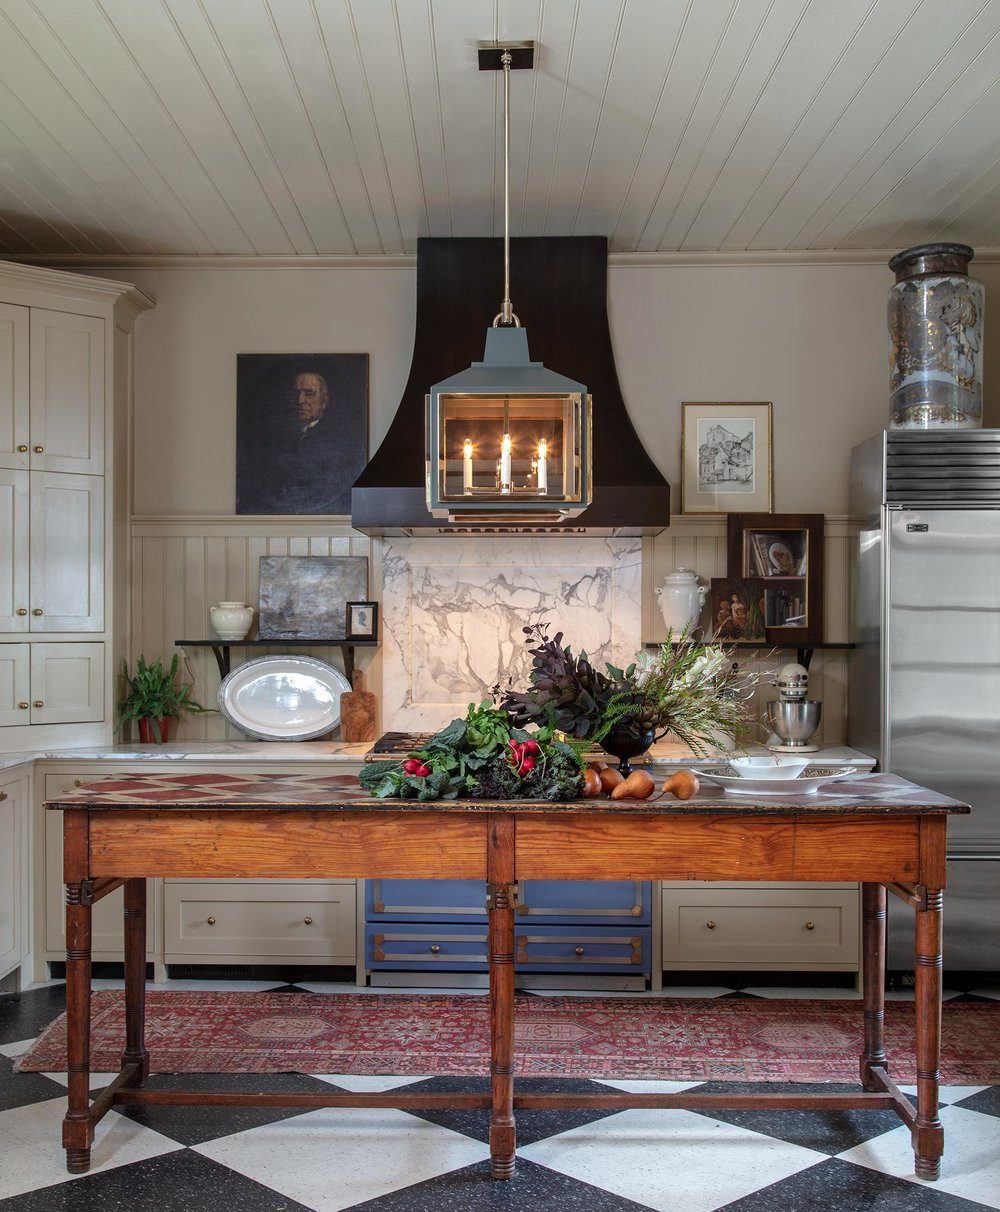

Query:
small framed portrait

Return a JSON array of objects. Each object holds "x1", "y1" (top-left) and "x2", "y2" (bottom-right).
[
  {"x1": 236, "y1": 353, "x2": 369, "y2": 516},
  {"x1": 681, "y1": 402, "x2": 773, "y2": 514},
  {"x1": 727, "y1": 513, "x2": 824, "y2": 644},
  {"x1": 709, "y1": 578, "x2": 766, "y2": 643},
  {"x1": 346, "y1": 600, "x2": 379, "y2": 641}
]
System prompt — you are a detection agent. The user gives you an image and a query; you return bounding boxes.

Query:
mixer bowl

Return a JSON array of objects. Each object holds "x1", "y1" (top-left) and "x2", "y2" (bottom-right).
[{"x1": 765, "y1": 699, "x2": 822, "y2": 747}]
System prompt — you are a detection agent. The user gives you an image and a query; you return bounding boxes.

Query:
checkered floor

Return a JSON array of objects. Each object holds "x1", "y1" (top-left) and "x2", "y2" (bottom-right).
[{"x1": 2, "y1": 979, "x2": 999, "y2": 1212}]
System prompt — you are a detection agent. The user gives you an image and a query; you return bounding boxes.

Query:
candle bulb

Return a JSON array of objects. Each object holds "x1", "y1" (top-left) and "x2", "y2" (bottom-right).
[
  {"x1": 537, "y1": 438, "x2": 548, "y2": 495},
  {"x1": 500, "y1": 432, "x2": 512, "y2": 495},
  {"x1": 462, "y1": 439, "x2": 474, "y2": 494}
]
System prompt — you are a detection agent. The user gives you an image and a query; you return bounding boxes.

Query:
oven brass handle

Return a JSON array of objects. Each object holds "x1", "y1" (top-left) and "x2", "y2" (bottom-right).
[
  {"x1": 574, "y1": 945, "x2": 585, "y2": 956},
  {"x1": 18, "y1": 702, "x2": 28, "y2": 710},
  {"x1": 429, "y1": 944, "x2": 441, "y2": 954},
  {"x1": 16, "y1": 444, "x2": 27, "y2": 452},
  {"x1": 33, "y1": 700, "x2": 44, "y2": 708},
  {"x1": 303, "y1": 916, "x2": 313, "y2": 925},
  {"x1": 16, "y1": 608, "x2": 27, "y2": 616},
  {"x1": 706, "y1": 920, "x2": 717, "y2": 930},
  {"x1": 207, "y1": 916, "x2": 216, "y2": 925},
  {"x1": 805, "y1": 921, "x2": 815, "y2": 931}
]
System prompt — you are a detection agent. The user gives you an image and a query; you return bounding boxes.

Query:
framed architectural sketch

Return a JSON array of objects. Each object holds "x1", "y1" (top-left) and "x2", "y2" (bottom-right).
[
  {"x1": 236, "y1": 353, "x2": 369, "y2": 515},
  {"x1": 681, "y1": 402, "x2": 773, "y2": 514}
]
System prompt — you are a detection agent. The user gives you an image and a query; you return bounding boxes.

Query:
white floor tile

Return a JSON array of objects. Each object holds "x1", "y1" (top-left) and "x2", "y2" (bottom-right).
[
  {"x1": 740, "y1": 986, "x2": 862, "y2": 1000},
  {"x1": 194, "y1": 1107, "x2": 489, "y2": 1212},
  {"x1": 592, "y1": 1079, "x2": 703, "y2": 1095},
  {"x1": 40, "y1": 1071, "x2": 123, "y2": 1090},
  {"x1": 293, "y1": 981, "x2": 487, "y2": 996},
  {"x1": 898, "y1": 1085, "x2": 988, "y2": 1105},
  {"x1": 0, "y1": 1038, "x2": 34, "y2": 1059},
  {"x1": 839, "y1": 1104, "x2": 1000, "y2": 1208},
  {"x1": 969, "y1": 985, "x2": 1000, "y2": 1002},
  {"x1": 90, "y1": 978, "x2": 288, "y2": 993},
  {"x1": 308, "y1": 1074, "x2": 430, "y2": 1093},
  {"x1": 521, "y1": 1107, "x2": 826, "y2": 1212},
  {"x1": 0, "y1": 1098, "x2": 181, "y2": 1200},
  {"x1": 883, "y1": 988, "x2": 962, "y2": 1002}
]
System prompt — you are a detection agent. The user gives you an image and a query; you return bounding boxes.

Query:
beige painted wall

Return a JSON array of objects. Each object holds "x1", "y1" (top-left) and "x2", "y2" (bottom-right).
[{"x1": 115, "y1": 259, "x2": 1000, "y2": 517}]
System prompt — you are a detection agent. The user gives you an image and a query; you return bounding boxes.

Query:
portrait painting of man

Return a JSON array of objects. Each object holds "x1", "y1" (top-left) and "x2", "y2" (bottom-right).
[{"x1": 236, "y1": 353, "x2": 368, "y2": 515}]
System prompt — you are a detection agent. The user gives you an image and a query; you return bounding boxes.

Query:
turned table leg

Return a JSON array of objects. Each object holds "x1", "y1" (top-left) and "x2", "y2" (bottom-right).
[
  {"x1": 487, "y1": 814, "x2": 516, "y2": 1180},
  {"x1": 122, "y1": 879, "x2": 149, "y2": 1081},
  {"x1": 913, "y1": 888, "x2": 944, "y2": 1180},
  {"x1": 62, "y1": 812, "x2": 93, "y2": 1173},
  {"x1": 860, "y1": 882, "x2": 888, "y2": 1090}
]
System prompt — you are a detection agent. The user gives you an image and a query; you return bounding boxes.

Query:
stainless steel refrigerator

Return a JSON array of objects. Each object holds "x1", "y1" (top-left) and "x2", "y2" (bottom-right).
[{"x1": 850, "y1": 429, "x2": 1000, "y2": 971}]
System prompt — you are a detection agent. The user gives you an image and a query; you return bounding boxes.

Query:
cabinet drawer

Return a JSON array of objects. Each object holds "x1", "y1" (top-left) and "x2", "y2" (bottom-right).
[
  {"x1": 662, "y1": 888, "x2": 859, "y2": 966},
  {"x1": 366, "y1": 879, "x2": 650, "y2": 924},
  {"x1": 367, "y1": 922, "x2": 486, "y2": 970},
  {"x1": 516, "y1": 925, "x2": 649, "y2": 973},
  {"x1": 165, "y1": 881, "x2": 356, "y2": 961}
]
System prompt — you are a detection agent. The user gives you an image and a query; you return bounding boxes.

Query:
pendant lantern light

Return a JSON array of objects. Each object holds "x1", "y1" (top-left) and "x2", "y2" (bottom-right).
[{"x1": 426, "y1": 41, "x2": 592, "y2": 523}]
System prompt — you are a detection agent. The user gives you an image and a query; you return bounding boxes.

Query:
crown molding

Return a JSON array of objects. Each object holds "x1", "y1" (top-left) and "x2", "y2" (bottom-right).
[
  {"x1": 5, "y1": 248, "x2": 1000, "y2": 271},
  {"x1": 0, "y1": 258, "x2": 155, "y2": 308}
]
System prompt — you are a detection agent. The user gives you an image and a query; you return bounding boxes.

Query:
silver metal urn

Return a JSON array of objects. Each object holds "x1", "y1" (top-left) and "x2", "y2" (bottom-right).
[{"x1": 888, "y1": 243, "x2": 984, "y2": 430}]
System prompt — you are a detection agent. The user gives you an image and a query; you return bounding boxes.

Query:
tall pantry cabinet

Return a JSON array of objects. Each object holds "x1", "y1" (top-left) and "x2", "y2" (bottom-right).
[{"x1": 0, "y1": 262, "x2": 153, "y2": 750}]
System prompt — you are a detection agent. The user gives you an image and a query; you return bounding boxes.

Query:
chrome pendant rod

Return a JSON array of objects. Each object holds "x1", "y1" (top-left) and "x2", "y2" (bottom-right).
[{"x1": 493, "y1": 48, "x2": 519, "y2": 328}]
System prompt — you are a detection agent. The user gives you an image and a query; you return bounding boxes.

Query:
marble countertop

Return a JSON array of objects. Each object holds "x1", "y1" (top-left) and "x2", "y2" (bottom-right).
[{"x1": 0, "y1": 740, "x2": 876, "y2": 775}]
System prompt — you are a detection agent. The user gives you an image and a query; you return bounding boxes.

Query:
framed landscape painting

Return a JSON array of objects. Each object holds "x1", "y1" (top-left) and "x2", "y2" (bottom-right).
[{"x1": 681, "y1": 402, "x2": 773, "y2": 514}]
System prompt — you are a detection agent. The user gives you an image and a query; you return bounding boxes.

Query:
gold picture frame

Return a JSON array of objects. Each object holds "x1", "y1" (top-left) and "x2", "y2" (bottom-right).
[{"x1": 681, "y1": 402, "x2": 773, "y2": 514}]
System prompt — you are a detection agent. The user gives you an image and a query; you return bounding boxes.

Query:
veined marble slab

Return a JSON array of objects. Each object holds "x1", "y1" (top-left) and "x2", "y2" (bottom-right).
[
  {"x1": 0, "y1": 742, "x2": 373, "y2": 772},
  {"x1": 381, "y1": 536, "x2": 642, "y2": 732}
]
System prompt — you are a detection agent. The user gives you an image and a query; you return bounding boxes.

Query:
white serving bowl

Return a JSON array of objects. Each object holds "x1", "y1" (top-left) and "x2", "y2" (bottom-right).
[{"x1": 730, "y1": 755, "x2": 811, "y2": 780}]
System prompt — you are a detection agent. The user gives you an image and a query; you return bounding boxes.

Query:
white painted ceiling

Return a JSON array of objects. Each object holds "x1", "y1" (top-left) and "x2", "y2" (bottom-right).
[{"x1": 1, "y1": 0, "x2": 999, "y2": 257}]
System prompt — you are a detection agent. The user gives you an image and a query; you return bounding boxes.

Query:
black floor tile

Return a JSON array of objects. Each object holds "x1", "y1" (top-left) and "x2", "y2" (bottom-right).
[
  {"x1": 953, "y1": 1086, "x2": 1000, "y2": 1119},
  {"x1": 687, "y1": 1081, "x2": 902, "y2": 1154},
  {"x1": 0, "y1": 1149, "x2": 314, "y2": 1212},
  {"x1": 341, "y1": 1157, "x2": 652, "y2": 1212},
  {"x1": 0, "y1": 1055, "x2": 66, "y2": 1112},
  {"x1": 716, "y1": 1156, "x2": 992, "y2": 1212},
  {"x1": 367, "y1": 1075, "x2": 623, "y2": 1146},
  {"x1": 0, "y1": 987, "x2": 65, "y2": 1046},
  {"x1": 114, "y1": 1071, "x2": 346, "y2": 1145}
]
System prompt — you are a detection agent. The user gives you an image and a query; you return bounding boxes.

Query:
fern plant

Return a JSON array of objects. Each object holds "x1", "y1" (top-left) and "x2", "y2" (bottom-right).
[{"x1": 116, "y1": 654, "x2": 212, "y2": 741}]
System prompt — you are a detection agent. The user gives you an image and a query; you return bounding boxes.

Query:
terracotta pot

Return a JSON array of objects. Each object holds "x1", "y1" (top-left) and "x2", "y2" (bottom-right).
[{"x1": 137, "y1": 717, "x2": 171, "y2": 744}]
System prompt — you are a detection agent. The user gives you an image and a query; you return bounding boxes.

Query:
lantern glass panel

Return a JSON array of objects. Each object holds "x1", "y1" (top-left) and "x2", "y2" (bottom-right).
[{"x1": 435, "y1": 393, "x2": 583, "y2": 504}]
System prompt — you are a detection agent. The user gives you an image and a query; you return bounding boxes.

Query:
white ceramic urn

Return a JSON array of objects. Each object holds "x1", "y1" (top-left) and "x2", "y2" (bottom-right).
[
  {"x1": 655, "y1": 567, "x2": 707, "y2": 635},
  {"x1": 210, "y1": 601, "x2": 254, "y2": 641}
]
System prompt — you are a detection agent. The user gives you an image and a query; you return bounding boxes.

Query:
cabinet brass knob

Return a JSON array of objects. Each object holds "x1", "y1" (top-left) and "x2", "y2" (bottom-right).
[
  {"x1": 207, "y1": 916, "x2": 216, "y2": 925},
  {"x1": 303, "y1": 916, "x2": 313, "y2": 925},
  {"x1": 32, "y1": 608, "x2": 42, "y2": 616},
  {"x1": 33, "y1": 700, "x2": 43, "y2": 708},
  {"x1": 429, "y1": 944, "x2": 441, "y2": 954},
  {"x1": 33, "y1": 445, "x2": 43, "y2": 453},
  {"x1": 574, "y1": 945, "x2": 585, "y2": 956},
  {"x1": 17, "y1": 702, "x2": 28, "y2": 710},
  {"x1": 0, "y1": 791, "x2": 6, "y2": 801},
  {"x1": 16, "y1": 444, "x2": 28, "y2": 452},
  {"x1": 16, "y1": 608, "x2": 27, "y2": 616},
  {"x1": 706, "y1": 920, "x2": 717, "y2": 930},
  {"x1": 805, "y1": 921, "x2": 815, "y2": 931},
  {"x1": 74, "y1": 780, "x2": 83, "y2": 787}
]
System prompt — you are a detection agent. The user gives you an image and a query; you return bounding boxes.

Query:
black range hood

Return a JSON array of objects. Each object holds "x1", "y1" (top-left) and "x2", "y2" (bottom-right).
[{"x1": 351, "y1": 236, "x2": 670, "y2": 535}]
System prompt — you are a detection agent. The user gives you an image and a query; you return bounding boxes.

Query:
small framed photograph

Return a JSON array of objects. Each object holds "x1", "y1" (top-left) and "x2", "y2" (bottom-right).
[
  {"x1": 727, "y1": 513, "x2": 824, "y2": 644},
  {"x1": 345, "y1": 601, "x2": 378, "y2": 641},
  {"x1": 681, "y1": 402, "x2": 773, "y2": 514},
  {"x1": 709, "y1": 578, "x2": 766, "y2": 642}
]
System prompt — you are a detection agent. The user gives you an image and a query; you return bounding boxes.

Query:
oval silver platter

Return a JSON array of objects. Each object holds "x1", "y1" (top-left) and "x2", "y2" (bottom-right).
[{"x1": 217, "y1": 654, "x2": 351, "y2": 741}]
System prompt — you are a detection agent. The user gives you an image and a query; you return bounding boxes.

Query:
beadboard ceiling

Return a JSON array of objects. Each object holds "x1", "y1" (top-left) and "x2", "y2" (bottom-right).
[{"x1": 1, "y1": 0, "x2": 999, "y2": 258}]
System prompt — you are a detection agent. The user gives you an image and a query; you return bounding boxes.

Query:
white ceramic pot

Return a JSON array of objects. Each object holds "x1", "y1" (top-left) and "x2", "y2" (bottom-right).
[
  {"x1": 655, "y1": 567, "x2": 707, "y2": 635},
  {"x1": 210, "y1": 601, "x2": 254, "y2": 641}
]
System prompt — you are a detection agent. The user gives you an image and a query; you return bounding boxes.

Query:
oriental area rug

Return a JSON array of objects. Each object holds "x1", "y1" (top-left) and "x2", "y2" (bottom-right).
[{"x1": 17, "y1": 992, "x2": 1000, "y2": 1084}]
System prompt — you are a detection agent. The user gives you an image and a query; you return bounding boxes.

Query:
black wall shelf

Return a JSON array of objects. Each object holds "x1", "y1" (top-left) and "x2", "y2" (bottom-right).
[
  {"x1": 642, "y1": 640, "x2": 855, "y2": 670},
  {"x1": 175, "y1": 639, "x2": 379, "y2": 681}
]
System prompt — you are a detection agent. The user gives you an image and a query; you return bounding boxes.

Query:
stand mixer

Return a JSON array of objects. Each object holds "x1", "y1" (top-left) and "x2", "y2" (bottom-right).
[{"x1": 765, "y1": 662, "x2": 822, "y2": 753}]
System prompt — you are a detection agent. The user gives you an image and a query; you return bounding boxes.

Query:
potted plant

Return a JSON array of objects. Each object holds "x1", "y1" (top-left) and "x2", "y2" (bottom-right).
[{"x1": 117, "y1": 654, "x2": 211, "y2": 743}]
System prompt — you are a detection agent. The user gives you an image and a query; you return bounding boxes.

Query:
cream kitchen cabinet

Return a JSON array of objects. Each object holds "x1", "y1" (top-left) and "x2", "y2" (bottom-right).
[
  {"x1": 28, "y1": 309, "x2": 104, "y2": 475},
  {"x1": 0, "y1": 468, "x2": 29, "y2": 631},
  {"x1": 29, "y1": 472, "x2": 104, "y2": 632},
  {"x1": 0, "y1": 769, "x2": 30, "y2": 980},
  {"x1": 0, "y1": 302, "x2": 29, "y2": 471},
  {"x1": 0, "y1": 644, "x2": 104, "y2": 727}
]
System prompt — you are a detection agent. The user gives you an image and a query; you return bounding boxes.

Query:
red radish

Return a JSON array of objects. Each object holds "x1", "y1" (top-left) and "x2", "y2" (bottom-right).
[
  {"x1": 521, "y1": 740, "x2": 539, "y2": 755},
  {"x1": 413, "y1": 764, "x2": 431, "y2": 778},
  {"x1": 402, "y1": 758, "x2": 422, "y2": 774},
  {"x1": 520, "y1": 756, "x2": 536, "y2": 773}
]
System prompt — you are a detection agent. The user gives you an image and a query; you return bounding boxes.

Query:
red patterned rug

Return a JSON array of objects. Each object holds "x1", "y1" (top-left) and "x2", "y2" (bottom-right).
[{"x1": 17, "y1": 992, "x2": 999, "y2": 1083}]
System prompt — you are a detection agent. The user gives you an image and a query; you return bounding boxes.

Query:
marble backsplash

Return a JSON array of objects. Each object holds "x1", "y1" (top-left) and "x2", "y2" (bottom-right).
[{"x1": 381, "y1": 537, "x2": 642, "y2": 732}]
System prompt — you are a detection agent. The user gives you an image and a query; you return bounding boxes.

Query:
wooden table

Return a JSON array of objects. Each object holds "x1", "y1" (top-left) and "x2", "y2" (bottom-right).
[{"x1": 46, "y1": 770, "x2": 969, "y2": 1181}]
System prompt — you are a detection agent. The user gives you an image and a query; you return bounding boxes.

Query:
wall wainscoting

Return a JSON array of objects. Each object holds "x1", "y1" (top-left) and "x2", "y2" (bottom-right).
[{"x1": 130, "y1": 516, "x2": 853, "y2": 745}]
